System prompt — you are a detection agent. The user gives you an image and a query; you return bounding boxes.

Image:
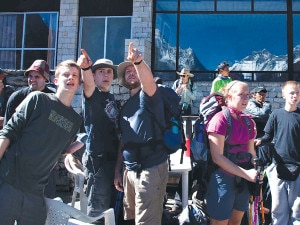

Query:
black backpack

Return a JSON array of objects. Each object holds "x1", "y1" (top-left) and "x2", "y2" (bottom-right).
[{"x1": 146, "y1": 85, "x2": 186, "y2": 170}]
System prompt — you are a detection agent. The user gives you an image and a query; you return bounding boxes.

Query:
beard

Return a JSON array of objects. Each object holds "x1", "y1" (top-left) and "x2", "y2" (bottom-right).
[{"x1": 126, "y1": 80, "x2": 141, "y2": 90}]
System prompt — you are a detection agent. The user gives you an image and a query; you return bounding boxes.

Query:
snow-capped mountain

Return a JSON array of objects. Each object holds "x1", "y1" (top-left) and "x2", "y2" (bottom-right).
[
  {"x1": 231, "y1": 48, "x2": 288, "y2": 71},
  {"x1": 155, "y1": 28, "x2": 206, "y2": 70}
]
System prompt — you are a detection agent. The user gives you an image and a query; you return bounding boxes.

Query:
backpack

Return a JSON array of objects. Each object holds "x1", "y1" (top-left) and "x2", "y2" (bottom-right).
[
  {"x1": 147, "y1": 84, "x2": 186, "y2": 155},
  {"x1": 190, "y1": 92, "x2": 253, "y2": 200},
  {"x1": 190, "y1": 92, "x2": 226, "y2": 163},
  {"x1": 178, "y1": 204, "x2": 209, "y2": 225}
]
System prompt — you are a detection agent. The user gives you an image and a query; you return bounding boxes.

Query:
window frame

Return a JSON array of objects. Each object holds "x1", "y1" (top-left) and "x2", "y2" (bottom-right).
[
  {"x1": 0, "y1": 12, "x2": 58, "y2": 70},
  {"x1": 152, "y1": 0, "x2": 300, "y2": 81},
  {"x1": 78, "y1": 16, "x2": 132, "y2": 64}
]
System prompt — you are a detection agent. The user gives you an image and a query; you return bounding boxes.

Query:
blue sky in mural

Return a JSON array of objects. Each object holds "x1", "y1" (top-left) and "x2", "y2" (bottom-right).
[{"x1": 179, "y1": 14, "x2": 287, "y2": 70}]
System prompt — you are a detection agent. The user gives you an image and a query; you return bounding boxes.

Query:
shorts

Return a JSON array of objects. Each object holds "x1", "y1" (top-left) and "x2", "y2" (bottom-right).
[{"x1": 205, "y1": 169, "x2": 250, "y2": 220}]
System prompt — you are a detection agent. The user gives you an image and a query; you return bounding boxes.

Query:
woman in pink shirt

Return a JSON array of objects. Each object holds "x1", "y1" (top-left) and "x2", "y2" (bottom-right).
[{"x1": 205, "y1": 81, "x2": 258, "y2": 225}]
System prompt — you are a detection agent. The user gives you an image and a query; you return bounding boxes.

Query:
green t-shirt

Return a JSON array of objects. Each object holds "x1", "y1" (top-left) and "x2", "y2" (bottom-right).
[{"x1": 211, "y1": 76, "x2": 232, "y2": 93}]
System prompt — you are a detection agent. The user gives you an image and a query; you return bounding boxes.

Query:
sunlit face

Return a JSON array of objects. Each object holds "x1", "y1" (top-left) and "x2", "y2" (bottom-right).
[
  {"x1": 94, "y1": 67, "x2": 114, "y2": 92},
  {"x1": 124, "y1": 65, "x2": 140, "y2": 89},
  {"x1": 220, "y1": 66, "x2": 230, "y2": 77},
  {"x1": 227, "y1": 83, "x2": 250, "y2": 111},
  {"x1": 28, "y1": 71, "x2": 47, "y2": 91},
  {"x1": 282, "y1": 84, "x2": 300, "y2": 106},
  {"x1": 54, "y1": 66, "x2": 80, "y2": 93}
]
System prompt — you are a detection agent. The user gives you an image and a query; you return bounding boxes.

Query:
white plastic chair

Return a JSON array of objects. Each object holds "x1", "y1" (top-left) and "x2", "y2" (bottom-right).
[
  {"x1": 44, "y1": 197, "x2": 115, "y2": 225},
  {"x1": 64, "y1": 154, "x2": 88, "y2": 213}
]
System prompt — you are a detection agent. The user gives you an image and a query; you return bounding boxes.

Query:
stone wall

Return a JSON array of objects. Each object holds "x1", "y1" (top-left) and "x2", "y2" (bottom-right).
[
  {"x1": 3, "y1": 70, "x2": 285, "y2": 115},
  {"x1": 112, "y1": 80, "x2": 285, "y2": 114}
]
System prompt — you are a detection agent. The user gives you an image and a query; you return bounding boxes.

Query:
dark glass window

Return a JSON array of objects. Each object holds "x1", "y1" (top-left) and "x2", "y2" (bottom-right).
[
  {"x1": 217, "y1": 0, "x2": 251, "y2": 11},
  {"x1": 156, "y1": 0, "x2": 178, "y2": 11},
  {"x1": 0, "y1": 12, "x2": 58, "y2": 70},
  {"x1": 254, "y1": 0, "x2": 286, "y2": 11},
  {"x1": 154, "y1": 13, "x2": 177, "y2": 71},
  {"x1": 79, "y1": 17, "x2": 131, "y2": 65},
  {"x1": 153, "y1": 0, "x2": 298, "y2": 81},
  {"x1": 181, "y1": 0, "x2": 214, "y2": 11},
  {"x1": 293, "y1": 0, "x2": 300, "y2": 10},
  {"x1": 294, "y1": 15, "x2": 300, "y2": 78}
]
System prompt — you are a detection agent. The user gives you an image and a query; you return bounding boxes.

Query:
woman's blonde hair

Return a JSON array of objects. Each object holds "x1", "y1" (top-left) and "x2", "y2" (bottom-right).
[{"x1": 222, "y1": 80, "x2": 248, "y2": 100}]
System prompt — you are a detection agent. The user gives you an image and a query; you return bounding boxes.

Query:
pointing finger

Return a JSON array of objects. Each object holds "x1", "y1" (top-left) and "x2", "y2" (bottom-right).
[
  {"x1": 128, "y1": 42, "x2": 133, "y2": 54},
  {"x1": 81, "y1": 49, "x2": 90, "y2": 60}
]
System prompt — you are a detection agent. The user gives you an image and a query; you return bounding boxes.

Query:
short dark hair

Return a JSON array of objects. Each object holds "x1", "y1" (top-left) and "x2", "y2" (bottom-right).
[{"x1": 217, "y1": 61, "x2": 229, "y2": 71}]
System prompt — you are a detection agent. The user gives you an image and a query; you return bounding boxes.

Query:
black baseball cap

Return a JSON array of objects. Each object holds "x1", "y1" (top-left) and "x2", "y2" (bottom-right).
[{"x1": 251, "y1": 86, "x2": 267, "y2": 94}]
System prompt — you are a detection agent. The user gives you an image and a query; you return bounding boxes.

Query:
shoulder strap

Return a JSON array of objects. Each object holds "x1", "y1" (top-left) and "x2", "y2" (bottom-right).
[
  {"x1": 223, "y1": 108, "x2": 253, "y2": 139},
  {"x1": 243, "y1": 116, "x2": 252, "y2": 137},
  {"x1": 222, "y1": 107, "x2": 232, "y2": 141},
  {"x1": 190, "y1": 80, "x2": 194, "y2": 90}
]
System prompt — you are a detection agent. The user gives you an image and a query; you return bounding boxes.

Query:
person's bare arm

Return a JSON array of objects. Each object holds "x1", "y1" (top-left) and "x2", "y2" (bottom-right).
[
  {"x1": 247, "y1": 139, "x2": 257, "y2": 162},
  {"x1": 0, "y1": 138, "x2": 10, "y2": 160},
  {"x1": 114, "y1": 141, "x2": 124, "y2": 192},
  {"x1": 65, "y1": 141, "x2": 84, "y2": 155},
  {"x1": 77, "y1": 49, "x2": 95, "y2": 98},
  {"x1": 127, "y1": 42, "x2": 157, "y2": 97},
  {"x1": 209, "y1": 133, "x2": 257, "y2": 182}
]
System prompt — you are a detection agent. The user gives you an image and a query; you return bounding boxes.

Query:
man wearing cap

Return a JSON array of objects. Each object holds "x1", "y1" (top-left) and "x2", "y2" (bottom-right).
[
  {"x1": 244, "y1": 86, "x2": 272, "y2": 138},
  {"x1": 210, "y1": 61, "x2": 232, "y2": 93},
  {"x1": 0, "y1": 69, "x2": 15, "y2": 128},
  {"x1": 172, "y1": 68, "x2": 196, "y2": 115},
  {"x1": 114, "y1": 42, "x2": 168, "y2": 225},
  {"x1": 77, "y1": 49, "x2": 119, "y2": 218},
  {"x1": 4, "y1": 59, "x2": 56, "y2": 125}
]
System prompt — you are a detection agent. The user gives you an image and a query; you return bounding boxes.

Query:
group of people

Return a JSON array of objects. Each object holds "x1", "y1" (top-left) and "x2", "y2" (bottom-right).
[
  {"x1": 0, "y1": 45, "x2": 298, "y2": 225},
  {"x1": 198, "y1": 62, "x2": 299, "y2": 225}
]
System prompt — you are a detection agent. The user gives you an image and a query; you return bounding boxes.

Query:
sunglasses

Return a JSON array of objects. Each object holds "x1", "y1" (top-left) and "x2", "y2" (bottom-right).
[{"x1": 180, "y1": 75, "x2": 187, "y2": 77}]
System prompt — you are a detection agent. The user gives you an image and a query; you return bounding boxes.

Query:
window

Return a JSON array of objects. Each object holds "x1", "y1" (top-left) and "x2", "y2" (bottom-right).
[
  {"x1": 154, "y1": 0, "x2": 299, "y2": 81},
  {"x1": 78, "y1": 16, "x2": 131, "y2": 65},
  {"x1": 0, "y1": 12, "x2": 58, "y2": 70}
]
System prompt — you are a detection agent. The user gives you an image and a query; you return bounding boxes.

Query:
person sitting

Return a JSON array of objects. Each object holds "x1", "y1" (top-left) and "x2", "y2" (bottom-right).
[
  {"x1": 4, "y1": 59, "x2": 56, "y2": 124},
  {"x1": 244, "y1": 86, "x2": 272, "y2": 138}
]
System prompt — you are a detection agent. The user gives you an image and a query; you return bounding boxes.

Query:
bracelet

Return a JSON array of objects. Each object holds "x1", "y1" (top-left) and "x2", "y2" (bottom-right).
[
  {"x1": 81, "y1": 66, "x2": 92, "y2": 71},
  {"x1": 134, "y1": 60, "x2": 143, "y2": 65}
]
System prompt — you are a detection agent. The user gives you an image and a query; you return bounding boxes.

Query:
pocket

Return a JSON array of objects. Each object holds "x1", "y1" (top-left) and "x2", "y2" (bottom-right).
[{"x1": 276, "y1": 163, "x2": 300, "y2": 181}]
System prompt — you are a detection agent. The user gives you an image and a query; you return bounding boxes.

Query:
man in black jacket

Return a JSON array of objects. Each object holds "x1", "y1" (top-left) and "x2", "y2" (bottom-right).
[{"x1": 4, "y1": 59, "x2": 56, "y2": 124}]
